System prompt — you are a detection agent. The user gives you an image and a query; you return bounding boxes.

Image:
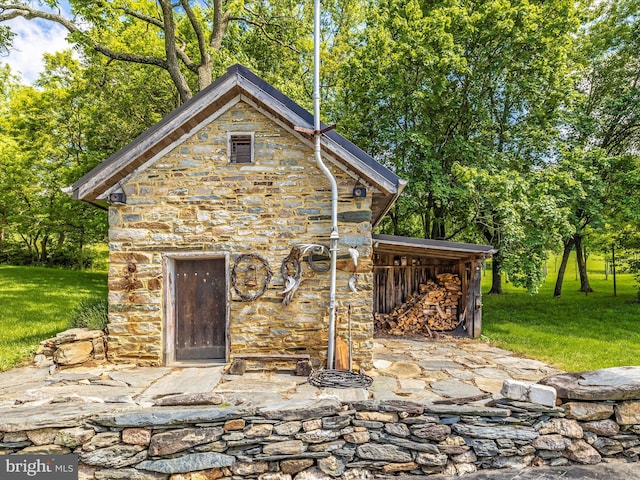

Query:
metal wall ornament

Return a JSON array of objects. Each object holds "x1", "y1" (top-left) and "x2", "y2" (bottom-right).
[
  {"x1": 280, "y1": 246, "x2": 302, "y2": 306},
  {"x1": 232, "y1": 253, "x2": 273, "y2": 301},
  {"x1": 233, "y1": 245, "x2": 359, "y2": 305},
  {"x1": 348, "y1": 247, "x2": 359, "y2": 293},
  {"x1": 300, "y1": 243, "x2": 331, "y2": 272},
  {"x1": 122, "y1": 261, "x2": 141, "y2": 295}
]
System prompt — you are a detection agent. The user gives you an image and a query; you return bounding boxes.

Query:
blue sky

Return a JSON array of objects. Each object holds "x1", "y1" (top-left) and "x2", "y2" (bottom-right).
[{"x1": 1, "y1": 11, "x2": 71, "y2": 84}]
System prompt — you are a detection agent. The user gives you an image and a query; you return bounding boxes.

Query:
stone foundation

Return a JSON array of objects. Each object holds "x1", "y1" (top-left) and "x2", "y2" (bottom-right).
[{"x1": 2, "y1": 396, "x2": 639, "y2": 478}]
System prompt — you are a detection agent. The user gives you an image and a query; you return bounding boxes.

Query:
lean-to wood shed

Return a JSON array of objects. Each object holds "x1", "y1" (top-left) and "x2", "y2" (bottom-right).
[{"x1": 372, "y1": 234, "x2": 494, "y2": 338}]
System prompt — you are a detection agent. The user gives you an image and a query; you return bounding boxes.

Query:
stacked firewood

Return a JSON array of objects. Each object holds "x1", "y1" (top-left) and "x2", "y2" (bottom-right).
[{"x1": 375, "y1": 273, "x2": 462, "y2": 336}]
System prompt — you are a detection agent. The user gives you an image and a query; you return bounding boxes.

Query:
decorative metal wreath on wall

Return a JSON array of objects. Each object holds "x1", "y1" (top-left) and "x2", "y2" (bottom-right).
[{"x1": 231, "y1": 253, "x2": 273, "y2": 301}]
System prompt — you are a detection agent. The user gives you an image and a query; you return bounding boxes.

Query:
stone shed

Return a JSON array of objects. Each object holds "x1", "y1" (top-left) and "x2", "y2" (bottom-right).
[{"x1": 72, "y1": 64, "x2": 406, "y2": 370}]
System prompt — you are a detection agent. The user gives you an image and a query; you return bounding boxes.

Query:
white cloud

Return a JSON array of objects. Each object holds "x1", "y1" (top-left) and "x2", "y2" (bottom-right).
[{"x1": 1, "y1": 17, "x2": 71, "y2": 84}]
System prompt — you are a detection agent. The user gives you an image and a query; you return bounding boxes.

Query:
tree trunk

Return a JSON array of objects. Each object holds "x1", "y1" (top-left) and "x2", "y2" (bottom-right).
[
  {"x1": 489, "y1": 254, "x2": 503, "y2": 294},
  {"x1": 431, "y1": 215, "x2": 445, "y2": 240},
  {"x1": 198, "y1": 63, "x2": 213, "y2": 92},
  {"x1": 554, "y1": 237, "x2": 574, "y2": 297},
  {"x1": 0, "y1": 205, "x2": 5, "y2": 242},
  {"x1": 77, "y1": 227, "x2": 86, "y2": 271},
  {"x1": 40, "y1": 234, "x2": 49, "y2": 264},
  {"x1": 56, "y1": 231, "x2": 65, "y2": 251},
  {"x1": 575, "y1": 233, "x2": 593, "y2": 293},
  {"x1": 422, "y1": 193, "x2": 432, "y2": 239},
  {"x1": 390, "y1": 203, "x2": 400, "y2": 236},
  {"x1": 479, "y1": 222, "x2": 501, "y2": 294},
  {"x1": 159, "y1": 0, "x2": 193, "y2": 102},
  {"x1": 22, "y1": 232, "x2": 40, "y2": 263},
  {"x1": 422, "y1": 211, "x2": 430, "y2": 239},
  {"x1": 211, "y1": 0, "x2": 229, "y2": 51}
]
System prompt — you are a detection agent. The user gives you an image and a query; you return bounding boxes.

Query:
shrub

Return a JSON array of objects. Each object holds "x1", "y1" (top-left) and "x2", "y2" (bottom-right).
[{"x1": 69, "y1": 297, "x2": 109, "y2": 331}]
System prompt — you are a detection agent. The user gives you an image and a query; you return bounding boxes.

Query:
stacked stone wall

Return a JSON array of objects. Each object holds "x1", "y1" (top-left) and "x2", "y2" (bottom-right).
[
  {"x1": 107, "y1": 101, "x2": 374, "y2": 368},
  {"x1": 2, "y1": 397, "x2": 640, "y2": 479},
  {"x1": 34, "y1": 328, "x2": 106, "y2": 368}
]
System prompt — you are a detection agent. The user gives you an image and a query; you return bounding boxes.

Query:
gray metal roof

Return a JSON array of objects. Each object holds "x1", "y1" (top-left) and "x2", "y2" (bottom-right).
[
  {"x1": 373, "y1": 234, "x2": 494, "y2": 261},
  {"x1": 73, "y1": 64, "x2": 406, "y2": 226}
]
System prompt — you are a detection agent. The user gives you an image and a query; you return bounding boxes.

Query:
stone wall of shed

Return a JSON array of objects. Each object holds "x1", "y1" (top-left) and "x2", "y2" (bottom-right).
[{"x1": 106, "y1": 101, "x2": 374, "y2": 368}]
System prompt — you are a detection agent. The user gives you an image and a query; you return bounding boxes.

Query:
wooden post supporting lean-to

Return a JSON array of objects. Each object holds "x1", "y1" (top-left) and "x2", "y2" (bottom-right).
[{"x1": 465, "y1": 260, "x2": 483, "y2": 338}]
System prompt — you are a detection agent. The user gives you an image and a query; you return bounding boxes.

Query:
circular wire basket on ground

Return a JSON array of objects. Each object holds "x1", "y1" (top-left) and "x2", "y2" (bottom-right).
[{"x1": 308, "y1": 369, "x2": 373, "y2": 389}]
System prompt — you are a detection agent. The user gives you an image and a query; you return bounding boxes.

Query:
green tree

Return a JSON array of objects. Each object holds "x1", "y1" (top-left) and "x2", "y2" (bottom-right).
[
  {"x1": 0, "y1": 0, "x2": 367, "y2": 266},
  {"x1": 0, "y1": 63, "x2": 19, "y2": 245},
  {"x1": 0, "y1": 55, "x2": 112, "y2": 266},
  {"x1": 0, "y1": 0, "x2": 327, "y2": 102},
  {"x1": 333, "y1": 0, "x2": 580, "y2": 293},
  {"x1": 454, "y1": 165, "x2": 569, "y2": 293},
  {"x1": 552, "y1": 149, "x2": 610, "y2": 296},
  {"x1": 74, "y1": 50, "x2": 178, "y2": 162},
  {"x1": 553, "y1": 0, "x2": 640, "y2": 295},
  {"x1": 0, "y1": 46, "x2": 189, "y2": 266}
]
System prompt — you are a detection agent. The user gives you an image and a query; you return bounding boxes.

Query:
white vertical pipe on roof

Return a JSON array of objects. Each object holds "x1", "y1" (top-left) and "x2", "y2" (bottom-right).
[{"x1": 313, "y1": 0, "x2": 339, "y2": 369}]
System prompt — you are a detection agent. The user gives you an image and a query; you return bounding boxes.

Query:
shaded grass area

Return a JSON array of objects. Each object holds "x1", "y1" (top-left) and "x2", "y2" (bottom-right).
[
  {"x1": 481, "y1": 255, "x2": 640, "y2": 372},
  {"x1": 0, "y1": 265, "x2": 107, "y2": 371}
]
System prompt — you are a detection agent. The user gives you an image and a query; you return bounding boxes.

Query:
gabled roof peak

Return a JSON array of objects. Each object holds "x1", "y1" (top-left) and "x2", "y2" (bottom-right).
[{"x1": 73, "y1": 64, "x2": 405, "y2": 226}]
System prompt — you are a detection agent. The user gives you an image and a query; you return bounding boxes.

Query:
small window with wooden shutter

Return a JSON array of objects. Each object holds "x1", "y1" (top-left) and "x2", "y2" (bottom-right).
[{"x1": 229, "y1": 134, "x2": 253, "y2": 164}]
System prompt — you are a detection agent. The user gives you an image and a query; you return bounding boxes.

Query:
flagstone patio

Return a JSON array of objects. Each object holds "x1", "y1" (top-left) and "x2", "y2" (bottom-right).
[{"x1": 0, "y1": 336, "x2": 563, "y2": 423}]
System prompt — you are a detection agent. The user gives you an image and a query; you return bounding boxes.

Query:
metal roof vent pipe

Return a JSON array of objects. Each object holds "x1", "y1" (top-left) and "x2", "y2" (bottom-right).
[
  {"x1": 311, "y1": 0, "x2": 339, "y2": 370},
  {"x1": 307, "y1": 0, "x2": 374, "y2": 388}
]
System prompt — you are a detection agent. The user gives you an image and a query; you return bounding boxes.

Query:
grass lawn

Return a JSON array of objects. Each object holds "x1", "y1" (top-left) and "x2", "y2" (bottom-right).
[
  {"x1": 481, "y1": 254, "x2": 640, "y2": 372},
  {"x1": 0, "y1": 265, "x2": 107, "y2": 371}
]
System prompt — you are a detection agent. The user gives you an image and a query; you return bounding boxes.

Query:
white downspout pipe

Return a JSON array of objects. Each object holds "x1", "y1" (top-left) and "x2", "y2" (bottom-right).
[{"x1": 313, "y1": 0, "x2": 339, "y2": 369}]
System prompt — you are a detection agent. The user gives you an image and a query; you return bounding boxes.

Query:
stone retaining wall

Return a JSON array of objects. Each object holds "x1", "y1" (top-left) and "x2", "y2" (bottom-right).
[{"x1": 1, "y1": 396, "x2": 639, "y2": 479}]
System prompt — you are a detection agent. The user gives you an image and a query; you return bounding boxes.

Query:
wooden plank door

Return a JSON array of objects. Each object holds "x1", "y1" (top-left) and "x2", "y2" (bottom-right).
[{"x1": 174, "y1": 258, "x2": 226, "y2": 360}]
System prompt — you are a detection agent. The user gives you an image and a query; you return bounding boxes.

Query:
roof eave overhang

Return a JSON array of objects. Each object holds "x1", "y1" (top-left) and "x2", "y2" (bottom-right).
[
  {"x1": 371, "y1": 178, "x2": 408, "y2": 229},
  {"x1": 373, "y1": 234, "x2": 494, "y2": 262},
  {"x1": 73, "y1": 74, "x2": 240, "y2": 201}
]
